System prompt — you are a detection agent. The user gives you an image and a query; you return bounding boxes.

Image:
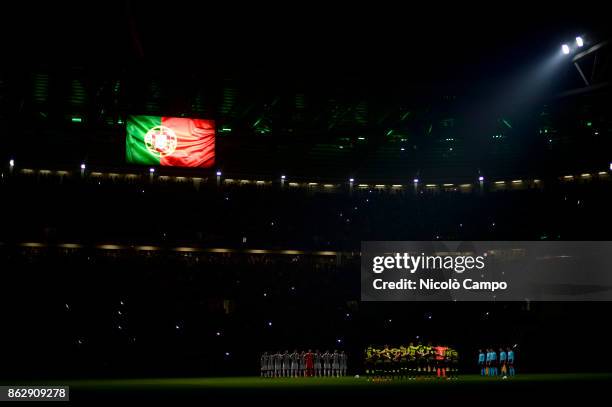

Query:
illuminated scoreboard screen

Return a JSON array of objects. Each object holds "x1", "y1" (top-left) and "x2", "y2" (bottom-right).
[{"x1": 126, "y1": 115, "x2": 215, "y2": 168}]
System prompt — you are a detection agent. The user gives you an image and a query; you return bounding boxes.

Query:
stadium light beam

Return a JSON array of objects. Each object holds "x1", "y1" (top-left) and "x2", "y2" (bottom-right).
[
  {"x1": 561, "y1": 44, "x2": 570, "y2": 55},
  {"x1": 576, "y1": 36, "x2": 584, "y2": 47}
]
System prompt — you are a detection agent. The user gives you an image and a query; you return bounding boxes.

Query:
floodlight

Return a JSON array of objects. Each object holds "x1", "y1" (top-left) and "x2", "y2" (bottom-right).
[{"x1": 561, "y1": 44, "x2": 570, "y2": 54}]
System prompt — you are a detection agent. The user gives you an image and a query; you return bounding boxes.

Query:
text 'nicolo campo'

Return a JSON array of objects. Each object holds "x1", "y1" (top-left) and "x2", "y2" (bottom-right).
[{"x1": 371, "y1": 253, "x2": 508, "y2": 292}]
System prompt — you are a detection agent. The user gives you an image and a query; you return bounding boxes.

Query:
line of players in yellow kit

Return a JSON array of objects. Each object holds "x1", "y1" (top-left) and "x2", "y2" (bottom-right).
[{"x1": 364, "y1": 343, "x2": 459, "y2": 380}]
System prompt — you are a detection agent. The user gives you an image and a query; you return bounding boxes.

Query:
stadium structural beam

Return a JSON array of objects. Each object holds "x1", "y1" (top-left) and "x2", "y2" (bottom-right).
[
  {"x1": 556, "y1": 81, "x2": 611, "y2": 99},
  {"x1": 557, "y1": 39, "x2": 611, "y2": 98},
  {"x1": 571, "y1": 40, "x2": 609, "y2": 63},
  {"x1": 573, "y1": 62, "x2": 590, "y2": 86},
  {"x1": 571, "y1": 40, "x2": 609, "y2": 86},
  {"x1": 591, "y1": 53, "x2": 598, "y2": 83}
]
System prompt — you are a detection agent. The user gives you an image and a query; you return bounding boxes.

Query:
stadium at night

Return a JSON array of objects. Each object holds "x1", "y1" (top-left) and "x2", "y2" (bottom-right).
[{"x1": 1, "y1": 3, "x2": 611, "y2": 402}]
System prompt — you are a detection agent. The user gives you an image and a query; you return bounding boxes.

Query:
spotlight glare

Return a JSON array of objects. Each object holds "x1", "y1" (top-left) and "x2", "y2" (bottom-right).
[
  {"x1": 561, "y1": 44, "x2": 570, "y2": 55},
  {"x1": 149, "y1": 167, "x2": 155, "y2": 173},
  {"x1": 9, "y1": 159, "x2": 14, "y2": 167},
  {"x1": 576, "y1": 36, "x2": 584, "y2": 47},
  {"x1": 216, "y1": 171, "x2": 222, "y2": 176},
  {"x1": 281, "y1": 175, "x2": 286, "y2": 180},
  {"x1": 413, "y1": 178, "x2": 419, "y2": 183},
  {"x1": 349, "y1": 178, "x2": 354, "y2": 183},
  {"x1": 478, "y1": 176, "x2": 484, "y2": 182},
  {"x1": 80, "y1": 163, "x2": 86, "y2": 170}
]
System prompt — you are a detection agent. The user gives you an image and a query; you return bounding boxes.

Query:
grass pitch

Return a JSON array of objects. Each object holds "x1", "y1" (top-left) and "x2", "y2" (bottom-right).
[{"x1": 8, "y1": 374, "x2": 612, "y2": 402}]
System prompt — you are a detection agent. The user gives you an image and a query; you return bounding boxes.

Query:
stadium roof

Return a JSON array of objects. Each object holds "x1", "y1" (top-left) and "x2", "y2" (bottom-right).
[{"x1": 1, "y1": 4, "x2": 610, "y2": 180}]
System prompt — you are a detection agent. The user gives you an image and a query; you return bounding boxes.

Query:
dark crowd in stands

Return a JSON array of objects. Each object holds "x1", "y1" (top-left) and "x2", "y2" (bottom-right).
[
  {"x1": 1, "y1": 172, "x2": 611, "y2": 247},
  {"x1": 1, "y1": 171, "x2": 611, "y2": 379}
]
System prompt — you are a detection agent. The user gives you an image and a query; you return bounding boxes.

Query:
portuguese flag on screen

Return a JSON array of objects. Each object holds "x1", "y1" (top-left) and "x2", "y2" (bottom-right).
[{"x1": 126, "y1": 115, "x2": 215, "y2": 168}]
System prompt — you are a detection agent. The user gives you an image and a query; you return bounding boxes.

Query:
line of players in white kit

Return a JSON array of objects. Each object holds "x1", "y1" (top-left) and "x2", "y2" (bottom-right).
[{"x1": 260, "y1": 350, "x2": 348, "y2": 377}]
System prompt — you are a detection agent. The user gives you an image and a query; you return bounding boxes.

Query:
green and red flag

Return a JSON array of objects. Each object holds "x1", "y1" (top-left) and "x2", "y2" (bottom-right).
[{"x1": 126, "y1": 115, "x2": 215, "y2": 168}]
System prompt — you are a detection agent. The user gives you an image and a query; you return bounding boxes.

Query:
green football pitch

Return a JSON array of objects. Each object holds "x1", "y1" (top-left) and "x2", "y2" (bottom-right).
[{"x1": 7, "y1": 374, "x2": 612, "y2": 401}]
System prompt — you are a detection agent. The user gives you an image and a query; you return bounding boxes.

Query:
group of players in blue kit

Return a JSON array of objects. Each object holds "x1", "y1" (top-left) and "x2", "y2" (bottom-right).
[{"x1": 478, "y1": 347, "x2": 516, "y2": 377}]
